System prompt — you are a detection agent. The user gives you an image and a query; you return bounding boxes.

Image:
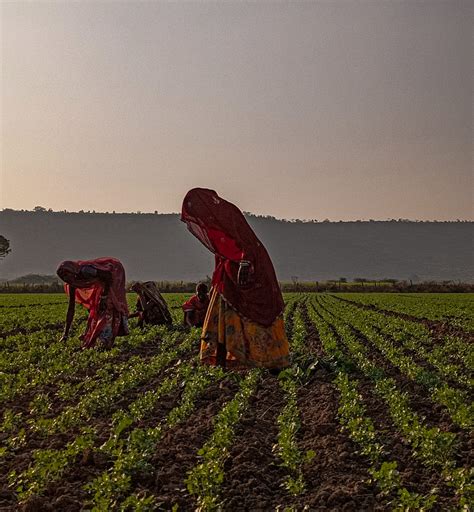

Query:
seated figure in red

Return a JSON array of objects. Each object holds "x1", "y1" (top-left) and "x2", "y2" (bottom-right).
[{"x1": 182, "y1": 283, "x2": 210, "y2": 327}]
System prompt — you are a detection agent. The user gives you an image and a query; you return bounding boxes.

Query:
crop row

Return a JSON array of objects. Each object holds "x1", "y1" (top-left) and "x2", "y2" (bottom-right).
[
  {"x1": 321, "y1": 295, "x2": 473, "y2": 429},
  {"x1": 7, "y1": 332, "x2": 201, "y2": 504},
  {"x1": 0, "y1": 323, "x2": 175, "y2": 407},
  {"x1": 333, "y1": 296, "x2": 472, "y2": 388},
  {"x1": 275, "y1": 306, "x2": 315, "y2": 500},
  {"x1": 0, "y1": 294, "x2": 67, "y2": 308},
  {"x1": 1, "y1": 327, "x2": 198, "y2": 465},
  {"x1": 185, "y1": 369, "x2": 261, "y2": 511},
  {"x1": 340, "y1": 293, "x2": 474, "y2": 332},
  {"x1": 297, "y1": 297, "x2": 439, "y2": 509},
  {"x1": 307, "y1": 297, "x2": 472, "y2": 507}
]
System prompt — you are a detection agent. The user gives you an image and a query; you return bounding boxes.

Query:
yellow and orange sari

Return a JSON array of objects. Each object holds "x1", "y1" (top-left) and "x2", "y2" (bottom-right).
[
  {"x1": 181, "y1": 188, "x2": 291, "y2": 370},
  {"x1": 200, "y1": 288, "x2": 290, "y2": 369}
]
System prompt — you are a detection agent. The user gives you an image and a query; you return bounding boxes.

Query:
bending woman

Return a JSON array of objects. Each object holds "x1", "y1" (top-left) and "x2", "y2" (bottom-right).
[
  {"x1": 57, "y1": 257, "x2": 129, "y2": 349},
  {"x1": 181, "y1": 188, "x2": 290, "y2": 369}
]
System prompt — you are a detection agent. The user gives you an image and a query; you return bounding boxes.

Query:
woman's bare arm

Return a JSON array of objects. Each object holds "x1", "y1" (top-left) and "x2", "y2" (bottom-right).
[{"x1": 61, "y1": 286, "x2": 76, "y2": 340}]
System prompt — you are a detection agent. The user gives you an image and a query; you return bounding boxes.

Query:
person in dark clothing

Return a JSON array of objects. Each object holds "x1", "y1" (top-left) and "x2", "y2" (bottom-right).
[{"x1": 130, "y1": 281, "x2": 172, "y2": 328}]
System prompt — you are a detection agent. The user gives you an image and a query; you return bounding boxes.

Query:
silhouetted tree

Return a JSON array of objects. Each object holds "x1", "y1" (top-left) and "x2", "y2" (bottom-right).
[{"x1": 0, "y1": 235, "x2": 10, "y2": 258}]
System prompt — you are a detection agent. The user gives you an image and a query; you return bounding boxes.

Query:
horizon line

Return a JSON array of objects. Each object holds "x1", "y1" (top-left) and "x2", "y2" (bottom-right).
[{"x1": 1, "y1": 207, "x2": 473, "y2": 224}]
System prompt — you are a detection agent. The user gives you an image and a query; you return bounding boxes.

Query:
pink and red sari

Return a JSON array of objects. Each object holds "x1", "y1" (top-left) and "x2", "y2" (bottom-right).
[{"x1": 58, "y1": 257, "x2": 129, "y2": 348}]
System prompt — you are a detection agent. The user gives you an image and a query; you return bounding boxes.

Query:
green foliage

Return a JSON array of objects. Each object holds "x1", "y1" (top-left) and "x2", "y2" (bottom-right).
[
  {"x1": 186, "y1": 369, "x2": 261, "y2": 511},
  {"x1": 275, "y1": 373, "x2": 307, "y2": 494},
  {"x1": 87, "y1": 363, "x2": 225, "y2": 510},
  {"x1": 309, "y1": 294, "x2": 470, "y2": 508},
  {"x1": 1, "y1": 292, "x2": 472, "y2": 511},
  {"x1": 271, "y1": 303, "x2": 317, "y2": 499},
  {"x1": 340, "y1": 292, "x2": 474, "y2": 332},
  {"x1": 10, "y1": 427, "x2": 96, "y2": 503}
]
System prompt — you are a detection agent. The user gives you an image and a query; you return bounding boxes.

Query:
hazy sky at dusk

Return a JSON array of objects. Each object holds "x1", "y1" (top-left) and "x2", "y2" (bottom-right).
[{"x1": 1, "y1": 0, "x2": 472, "y2": 220}]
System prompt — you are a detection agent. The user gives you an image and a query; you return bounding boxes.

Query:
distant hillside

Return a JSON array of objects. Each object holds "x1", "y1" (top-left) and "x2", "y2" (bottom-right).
[
  {"x1": 0, "y1": 210, "x2": 472, "y2": 282},
  {"x1": 7, "y1": 274, "x2": 60, "y2": 285}
]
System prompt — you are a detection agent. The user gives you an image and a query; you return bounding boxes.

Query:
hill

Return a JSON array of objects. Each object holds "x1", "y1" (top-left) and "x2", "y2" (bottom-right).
[
  {"x1": 0, "y1": 210, "x2": 472, "y2": 282},
  {"x1": 5, "y1": 274, "x2": 60, "y2": 285}
]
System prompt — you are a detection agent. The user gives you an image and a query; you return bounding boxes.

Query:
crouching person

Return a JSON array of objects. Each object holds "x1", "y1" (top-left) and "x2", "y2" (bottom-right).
[
  {"x1": 182, "y1": 283, "x2": 210, "y2": 328},
  {"x1": 130, "y1": 281, "x2": 172, "y2": 327}
]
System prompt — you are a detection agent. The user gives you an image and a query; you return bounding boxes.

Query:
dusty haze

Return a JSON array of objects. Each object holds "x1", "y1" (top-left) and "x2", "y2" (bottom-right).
[{"x1": 1, "y1": 1, "x2": 472, "y2": 220}]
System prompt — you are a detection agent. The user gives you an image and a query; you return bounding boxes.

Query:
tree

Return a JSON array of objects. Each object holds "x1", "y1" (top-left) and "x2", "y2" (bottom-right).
[
  {"x1": 33, "y1": 206, "x2": 47, "y2": 212},
  {"x1": 0, "y1": 235, "x2": 10, "y2": 258}
]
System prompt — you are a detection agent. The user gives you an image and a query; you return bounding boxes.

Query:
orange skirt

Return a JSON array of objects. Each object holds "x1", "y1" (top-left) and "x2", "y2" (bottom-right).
[{"x1": 200, "y1": 288, "x2": 290, "y2": 369}]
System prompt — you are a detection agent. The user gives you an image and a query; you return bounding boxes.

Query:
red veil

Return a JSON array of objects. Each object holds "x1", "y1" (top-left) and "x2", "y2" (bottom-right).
[
  {"x1": 181, "y1": 188, "x2": 284, "y2": 326},
  {"x1": 58, "y1": 257, "x2": 129, "y2": 317}
]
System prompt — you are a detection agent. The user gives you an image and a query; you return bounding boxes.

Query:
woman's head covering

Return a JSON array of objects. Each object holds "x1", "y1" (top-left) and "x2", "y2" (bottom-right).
[
  {"x1": 57, "y1": 260, "x2": 77, "y2": 279},
  {"x1": 181, "y1": 188, "x2": 284, "y2": 326},
  {"x1": 57, "y1": 260, "x2": 94, "y2": 288}
]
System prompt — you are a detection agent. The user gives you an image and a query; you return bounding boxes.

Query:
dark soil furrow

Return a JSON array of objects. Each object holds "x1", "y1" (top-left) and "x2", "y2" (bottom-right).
[
  {"x1": 300, "y1": 303, "x2": 463, "y2": 510},
  {"x1": 291, "y1": 372, "x2": 381, "y2": 511},
  {"x1": 218, "y1": 375, "x2": 287, "y2": 511},
  {"x1": 295, "y1": 306, "x2": 380, "y2": 510},
  {"x1": 0, "y1": 351, "x2": 195, "y2": 489},
  {"x1": 32, "y1": 391, "x2": 189, "y2": 511},
  {"x1": 132, "y1": 377, "x2": 241, "y2": 510},
  {"x1": 317, "y1": 298, "x2": 466, "y2": 434}
]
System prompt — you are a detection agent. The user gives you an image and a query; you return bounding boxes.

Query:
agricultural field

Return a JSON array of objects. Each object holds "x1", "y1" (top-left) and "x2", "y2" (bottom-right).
[{"x1": 0, "y1": 292, "x2": 472, "y2": 511}]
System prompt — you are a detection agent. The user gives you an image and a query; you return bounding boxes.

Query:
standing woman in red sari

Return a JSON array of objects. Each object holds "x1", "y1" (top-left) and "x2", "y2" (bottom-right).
[
  {"x1": 181, "y1": 188, "x2": 290, "y2": 370},
  {"x1": 56, "y1": 257, "x2": 129, "y2": 349}
]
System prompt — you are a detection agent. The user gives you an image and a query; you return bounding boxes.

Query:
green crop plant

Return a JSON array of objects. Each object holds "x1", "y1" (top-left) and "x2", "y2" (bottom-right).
[
  {"x1": 87, "y1": 364, "x2": 225, "y2": 511},
  {"x1": 186, "y1": 369, "x2": 261, "y2": 511},
  {"x1": 275, "y1": 370, "x2": 314, "y2": 496}
]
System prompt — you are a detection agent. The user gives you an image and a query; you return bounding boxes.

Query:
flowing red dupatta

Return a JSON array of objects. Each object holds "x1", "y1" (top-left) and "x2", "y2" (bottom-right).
[
  {"x1": 181, "y1": 188, "x2": 284, "y2": 327},
  {"x1": 58, "y1": 257, "x2": 129, "y2": 320}
]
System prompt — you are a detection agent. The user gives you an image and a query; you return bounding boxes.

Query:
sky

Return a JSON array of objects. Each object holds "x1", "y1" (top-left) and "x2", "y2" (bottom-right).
[{"x1": 1, "y1": 0, "x2": 472, "y2": 221}]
